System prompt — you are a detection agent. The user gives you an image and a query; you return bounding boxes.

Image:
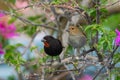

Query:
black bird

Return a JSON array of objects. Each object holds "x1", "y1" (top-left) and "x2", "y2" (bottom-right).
[{"x1": 41, "y1": 35, "x2": 63, "y2": 57}]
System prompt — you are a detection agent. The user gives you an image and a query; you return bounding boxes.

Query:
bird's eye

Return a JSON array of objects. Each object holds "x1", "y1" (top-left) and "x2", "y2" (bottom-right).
[{"x1": 71, "y1": 28, "x2": 74, "y2": 30}]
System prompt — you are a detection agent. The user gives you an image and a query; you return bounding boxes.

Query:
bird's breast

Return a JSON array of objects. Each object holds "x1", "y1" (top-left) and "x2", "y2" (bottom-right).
[{"x1": 69, "y1": 35, "x2": 86, "y2": 48}]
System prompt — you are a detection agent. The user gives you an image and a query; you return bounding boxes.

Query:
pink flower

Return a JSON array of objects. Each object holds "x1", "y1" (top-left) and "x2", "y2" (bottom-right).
[
  {"x1": 0, "y1": 13, "x2": 5, "y2": 17},
  {"x1": 0, "y1": 22, "x2": 18, "y2": 39},
  {"x1": 50, "y1": 15, "x2": 55, "y2": 21},
  {"x1": 0, "y1": 44, "x2": 4, "y2": 54},
  {"x1": 115, "y1": 29, "x2": 120, "y2": 46},
  {"x1": 79, "y1": 75, "x2": 93, "y2": 80},
  {"x1": 15, "y1": 0, "x2": 29, "y2": 13},
  {"x1": 15, "y1": 0, "x2": 28, "y2": 9}
]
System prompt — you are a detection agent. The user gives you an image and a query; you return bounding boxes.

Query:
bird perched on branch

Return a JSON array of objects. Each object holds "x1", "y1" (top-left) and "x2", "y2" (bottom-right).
[
  {"x1": 41, "y1": 35, "x2": 63, "y2": 61},
  {"x1": 66, "y1": 26, "x2": 87, "y2": 56}
]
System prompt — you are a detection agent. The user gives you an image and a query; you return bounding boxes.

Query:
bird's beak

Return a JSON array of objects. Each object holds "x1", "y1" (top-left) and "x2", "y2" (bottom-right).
[
  {"x1": 66, "y1": 29, "x2": 69, "y2": 32},
  {"x1": 41, "y1": 39, "x2": 46, "y2": 42}
]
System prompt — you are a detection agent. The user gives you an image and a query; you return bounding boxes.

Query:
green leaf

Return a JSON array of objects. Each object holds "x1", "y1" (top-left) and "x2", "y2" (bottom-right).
[
  {"x1": 8, "y1": 75, "x2": 16, "y2": 80},
  {"x1": 65, "y1": 45, "x2": 73, "y2": 56},
  {"x1": 8, "y1": 17, "x2": 16, "y2": 24},
  {"x1": 51, "y1": 0, "x2": 62, "y2": 4},
  {"x1": 88, "y1": 8, "x2": 96, "y2": 17},
  {"x1": 30, "y1": 46, "x2": 38, "y2": 52},
  {"x1": 28, "y1": 15, "x2": 41, "y2": 21},
  {"x1": 40, "y1": 48, "x2": 44, "y2": 53},
  {"x1": 4, "y1": 44, "x2": 26, "y2": 72},
  {"x1": 15, "y1": 43, "x2": 24, "y2": 47},
  {"x1": 113, "y1": 53, "x2": 120, "y2": 62},
  {"x1": 6, "y1": 0, "x2": 16, "y2": 4}
]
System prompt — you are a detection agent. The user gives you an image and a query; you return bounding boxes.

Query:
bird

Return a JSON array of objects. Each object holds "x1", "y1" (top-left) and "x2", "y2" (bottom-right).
[
  {"x1": 41, "y1": 35, "x2": 63, "y2": 61},
  {"x1": 66, "y1": 25, "x2": 87, "y2": 56}
]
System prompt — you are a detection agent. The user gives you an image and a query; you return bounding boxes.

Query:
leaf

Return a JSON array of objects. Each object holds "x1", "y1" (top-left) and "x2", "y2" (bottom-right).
[
  {"x1": 65, "y1": 45, "x2": 73, "y2": 55},
  {"x1": 4, "y1": 44, "x2": 26, "y2": 72},
  {"x1": 85, "y1": 25, "x2": 93, "y2": 32},
  {"x1": 30, "y1": 46, "x2": 38, "y2": 52},
  {"x1": 15, "y1": 43, "x2": 24, "y2": 47},
  {"x1": 40, "y1": 48, "x2": 44, "y2": 53},
  {"x1": 28, "y1": 15, "x2": 41, "y2": 21},
  {"x1": 88, "y1": 8, "x2": 96, "y2": 17},
  {"x1": 8, "y1": 17, "x2": 16, "y2": 24},
  {"x1": 7, "y1": 0, "x2": 16, "y2": 4},
  {"x1": 113, "y1": 53, "x2": 120, "y2": 61}
]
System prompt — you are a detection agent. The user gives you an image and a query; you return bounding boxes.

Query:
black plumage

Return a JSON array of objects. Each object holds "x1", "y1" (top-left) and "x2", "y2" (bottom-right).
[{"x1": 41, "y1": 35, "x2": 63, "y2": 56}]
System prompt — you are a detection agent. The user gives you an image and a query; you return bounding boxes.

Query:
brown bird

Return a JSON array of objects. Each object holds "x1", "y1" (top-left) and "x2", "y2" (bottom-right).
[
  {"x1": 66, "y1": 26, "x2": 87, "y2": 56},
  {"x1": 41, "y1": 35, "x2": 63, "y2": 58}
]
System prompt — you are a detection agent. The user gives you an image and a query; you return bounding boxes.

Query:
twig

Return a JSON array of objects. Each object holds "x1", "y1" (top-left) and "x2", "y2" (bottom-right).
[
  {"x1": 95, "y1": 0, "x2": 104, "y2": 62},
  {"x1": 80, "y1": 47, "x2": 95, "y2": 57},
  {"x1": 22, "y1": 47, "x2": 97, "y2": 68},
  {"x1": 63, "y1": 63, "x2": 76, "y2": 80},
  {"x1": 14, "y1": 1, "x2": 42, "y2": 12},
  {"x1": 96, "y1": 0, "x2": 100, "y2": 24},
  {"x1": 41, "y1": 67, "x2": 45, "y2": 80},
  {"x1": 21, "y1": 29, "x2": 41, "y2": 55},
  {"x1": 50, "y1": 5, "x2": 61, "y2": 39},
  {"x1": 0, "y1": 10, "x2": 58, "y2": 31},
  {"x1": 93, "y1": 65, "x2": 105, "y2": 80},
  {"x1": 107, "y1": 46, "x2": 119, "y2": 69},
  {"x1": 103, "y1": 0, "x2": 120, "y2": 8},
  {"x1": 93, "y1": 46, "x2": 118, "y2": 80},
  {"x1": 43, "y1": 55, "x2": 97, "y2": 68},
  {"x1": 71, "y1": 0, "x2": 79, "y2": 7},
  {"x1": 108, "y1": 46, "x2": 119, "y2": 61},
  {"x1": 53, "y1": 68, "x2": 80, "y2": 73},
  {"x1": 108, "y1": 57, "x2": 120, "y2": 69}
]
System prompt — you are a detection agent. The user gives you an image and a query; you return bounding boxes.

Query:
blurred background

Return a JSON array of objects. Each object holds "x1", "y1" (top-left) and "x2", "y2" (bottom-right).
[{"x1": 0, "y1": 0, "x2": 120, "y2": 80}]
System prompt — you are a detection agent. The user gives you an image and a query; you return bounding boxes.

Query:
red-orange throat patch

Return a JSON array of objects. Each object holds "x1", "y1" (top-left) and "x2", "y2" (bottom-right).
[{"x1": 44, "y1": 42, "x2": 50, "y2": 47}]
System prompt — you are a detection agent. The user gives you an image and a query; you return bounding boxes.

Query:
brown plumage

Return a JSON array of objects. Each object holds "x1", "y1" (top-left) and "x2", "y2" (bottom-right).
[{"x1": 67, "y1": 26, "x2": 87, "y2": 56}]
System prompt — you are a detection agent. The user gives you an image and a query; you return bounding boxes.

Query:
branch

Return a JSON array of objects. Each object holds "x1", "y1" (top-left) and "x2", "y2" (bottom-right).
[
  {"x1": 108, "y1": 46, "x2": 119, "y2": 61},
  {"x1": 21, "y1": 29, "x2": 41, "y2": 55},
  {"x1": 105, "y1": 0, "x2": 120, "y2": 14},
  {"x1": 93, "y1": 65, "x2": 105, "y2": 80},
  {"x1": 41, "y1": 67, "x2": 45, "y2": 80},
  {"x1": 94, "y1": 0, "x2": 104, "y2": 62},
  {"x1": 93, "y1": 45, "x2": 119, "y2": 80},
  {"x1": 103, "y1": 0, "x2": 120, "y2": 8},
  {"x1": 0, "y1": 10, "x2": 58, "y2": 31},
  {"x1": 63, "y1": 63, "x2": 76, "y2": 80},
  {"x1": 108, "y1": 57, "x2": 120, "y2": 69},
  {"x1": 96, "y1": 0, "x2": 100, "y2": 24},
  {"x1": 80, "y1": 47, "x2": 95, "y2": 57}
]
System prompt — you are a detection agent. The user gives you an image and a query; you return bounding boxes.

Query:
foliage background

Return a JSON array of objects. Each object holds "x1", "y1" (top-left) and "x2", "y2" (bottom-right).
[{"x1": 0, "y1": 0, "x2": 120, "y2": 80}]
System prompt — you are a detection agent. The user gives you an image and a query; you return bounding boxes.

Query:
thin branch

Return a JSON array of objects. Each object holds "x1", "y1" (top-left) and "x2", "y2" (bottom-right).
[
  {"x1": 94, "y1": 0, "x2": 104, "y2": 62},
  {"x1": 107, "y1": 46, "x2": 119, "y2": 69},
  {"x1": 96, "y1": 0, "x2": 100, "y2": 24},
  {"x1": 63, "y1": 63, "x2": 76, "y2": 80},
  {"x1": 52, "y1": 68, "x2": 83, "y2": 73},
  {"x1": 108, "y1": 46, "x2": 119, "y2": 61},
  {"x1": 14, "y1": 1, "x2": 42, "y2": 12},
  {"x1": 22, "y1": 46, "x2": 97, "y2": 67},
  {"x1": 93, "y1": 65, "x2": 105, "y2": 80},
  {"x1": 11, "y1": 0, "x2": 120, "y2": 13},
  {"x1": 104, "y1": 0, "x2": 120, "y2": 8},
  {"x1": 0, "y1": 10, "x2": 58, "y2": 31},
  {"x1": 21, "y1": 29, "x2": 41, "y2": 55},
  {"x1": 80, "y1": 47, "x2": 95, "y2": 57},
  {"x1": 50, "y1": 5, "x2": 61, "y2": 39},
  {"x1": 41, "y1": 67, "x2": 45, "y2": 80},
  {"x1": 108, "y1": 57, "x2": 120, "y2": 69},
  {"x1": 93, "y1": 46, "x2": 119, "y2": 80}
]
